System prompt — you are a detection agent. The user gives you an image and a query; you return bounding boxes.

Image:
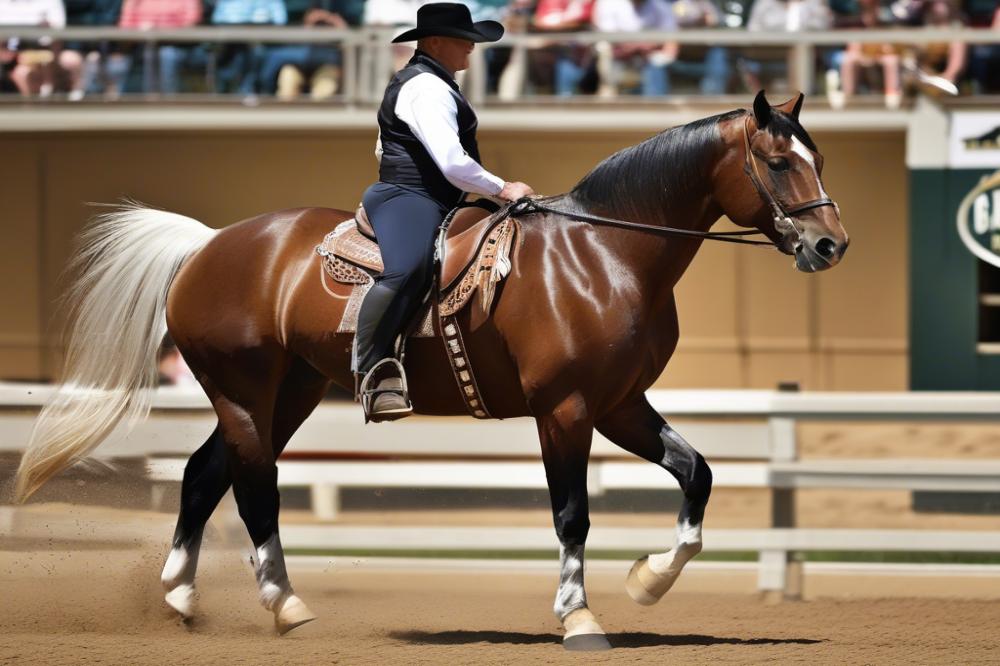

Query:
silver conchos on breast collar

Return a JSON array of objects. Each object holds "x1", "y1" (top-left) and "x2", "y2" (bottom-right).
[{"x1": 741, "y1": 114, "x2": 838, "y2": 241}]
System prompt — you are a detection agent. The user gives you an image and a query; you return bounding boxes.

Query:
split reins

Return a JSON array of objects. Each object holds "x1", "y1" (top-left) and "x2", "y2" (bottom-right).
[
  {"x1": 507, "y1": 197, "x2": 774, "y2": 247},
  {"x1": 505, "y1": 113, "x2": 838, "y2": 249}
]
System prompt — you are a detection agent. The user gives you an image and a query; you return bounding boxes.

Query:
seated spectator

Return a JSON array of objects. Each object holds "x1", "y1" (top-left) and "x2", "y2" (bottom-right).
[
  {"x1": 908, "y1": 0, "x2": 965, "y2": 94},
  {"x1": 969, "y1": 3, "x2": 1000, "y2": 93},
  {"x1": 1, "y1": 42, "x2": 18, "y2": 91},
  {"x1": 532, "y1": 0, "x2": 597, "y2": 96},
  {"x1": 467, "y1": 0, "x2": 515, "y2": 94},
  {"x1": 362, "y1": 0, "x2": 428, "y2": 72},
  {"x1": 118, "y1": 0, "x2": 203, "y2": 95},
  {"x1": 835, "y1": 0, "x2": 902, "y2": 108},
  {"x1": 212, "y1": 0, "x2": 288, "y2": 95},
  {"x1": 260, "y1": 0, "x2": 363, "y2": 100},
  {"x1": 740, "y1": 0, "x2": 832, "y2": 91},
  {"x1": 67, "y1": 0, "x2": 129, "y2": 99},
  {"x1": 593, "y1": 0, "x2": 680, "y2": 96},
  {"x1": 0, "y1": 0, "x2": 84, "y2": 98},
  {"x1": 668, "y1": 0, "x2": 731, "y2": 94}
]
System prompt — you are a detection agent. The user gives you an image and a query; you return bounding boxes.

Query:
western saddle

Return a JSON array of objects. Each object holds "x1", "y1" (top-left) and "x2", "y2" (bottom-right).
[
  {"x1": 315, "y1": 201, "x2": 518, "y2": 420},
  {"x1": 318, "y1": 201, "x2": 517, "y2": 319}
]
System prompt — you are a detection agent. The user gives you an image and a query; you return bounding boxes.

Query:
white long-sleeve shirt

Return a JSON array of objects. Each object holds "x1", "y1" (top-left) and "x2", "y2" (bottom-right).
[{"x1": 380, "y1": 72, "x2": 505, "y2": 197}]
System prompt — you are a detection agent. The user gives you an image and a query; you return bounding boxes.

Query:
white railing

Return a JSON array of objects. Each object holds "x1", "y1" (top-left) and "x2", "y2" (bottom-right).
[
  {"x1": 0, "y1": 26, "x2": 998, "y2": 104},
  {"x1": 2, "y1": 382, "x2": 1000, "y2": 596}
]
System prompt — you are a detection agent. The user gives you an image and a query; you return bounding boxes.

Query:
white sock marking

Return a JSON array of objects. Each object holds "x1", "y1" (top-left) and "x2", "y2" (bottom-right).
[
  {"x1": 553, "y1": 544, "x2": 587, "y2": 620},
  {"x1": 161, "y1": 547, "x2": 191, "y2": 590}
]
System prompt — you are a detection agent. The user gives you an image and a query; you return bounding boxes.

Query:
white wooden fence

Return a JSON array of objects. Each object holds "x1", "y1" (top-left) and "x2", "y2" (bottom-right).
[{"x1": 3, "y1": 383, "x2": 1000, "y2": 595}]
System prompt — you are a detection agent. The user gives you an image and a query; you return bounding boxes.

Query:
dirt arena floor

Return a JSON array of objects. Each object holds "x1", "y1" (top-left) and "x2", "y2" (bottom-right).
[
  {"x1": 3, "y1": 421, "x2": 1000, "y2": 664},
  {"x1": 2, "y1": 540, "x2": 999, "y2": 665}
]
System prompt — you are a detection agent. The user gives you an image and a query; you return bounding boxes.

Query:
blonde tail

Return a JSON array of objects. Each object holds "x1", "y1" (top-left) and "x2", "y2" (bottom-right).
[{"x1": 13, "y1": 203, "x2": 216, "y2": 502}]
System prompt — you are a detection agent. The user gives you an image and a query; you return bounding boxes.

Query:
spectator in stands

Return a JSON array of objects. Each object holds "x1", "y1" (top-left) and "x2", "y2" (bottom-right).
[
  {"x1": 259, "y1": 0, "x2": 363, "y2": 100},
  {"x1": 362, "y1": 0, "x2": 428, "y2": 71},
  {"x1": 668, "y1": 0, "x2": 730, "y2": 94},
  {"x1": 212, "y1": 0, "x2": 288, "y2": 94},
  {"x1": 468, "y1": 0, "x2": 515, "y2": 93},
  {"x1": 532, "y1": 0, "x2": 597, "y2": 96},
  {"x1": 910, "y1": 0, "x2": 966, "y2": 93},
  {"x1": 66, "y1": 0, "x2": 128, "y2": 99},
  {"x1": 740, "y1": 0, "x2": 832, "y2": 91},
  {"x1": 1, "y1": 0, "x2": 85, "y2": 98},
  {"x1": 593, "y1": 0, "x2": 680, "y2": 96},
  {"x1": 118, "y1": 0, "x2": 203, "y2": 95},
  {"x1": 969, "y1": 3, "x2": 1000, "y2": 93},
  {"x1": 834, "y1": 0, "x2": 902, "y2": 108}
]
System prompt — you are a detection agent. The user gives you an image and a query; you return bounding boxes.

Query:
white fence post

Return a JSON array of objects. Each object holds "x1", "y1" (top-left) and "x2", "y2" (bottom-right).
[
  {"x1": 765, "y1": 414, "x2": 800, "y2": 600},
  {"x1": 311, "y1": 484, "x2": 340, "y2": 522}
]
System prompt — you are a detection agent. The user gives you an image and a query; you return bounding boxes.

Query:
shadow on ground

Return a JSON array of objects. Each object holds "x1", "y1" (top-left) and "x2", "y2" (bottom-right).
[{"x1": 389, "y1": 630, "x2": 825, "y2": 648}]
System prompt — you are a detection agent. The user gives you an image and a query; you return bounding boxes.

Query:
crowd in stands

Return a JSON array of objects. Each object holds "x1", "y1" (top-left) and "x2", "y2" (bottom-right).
[{"x1": 0, "y1": 0, "x2": 998, "y2": 102}]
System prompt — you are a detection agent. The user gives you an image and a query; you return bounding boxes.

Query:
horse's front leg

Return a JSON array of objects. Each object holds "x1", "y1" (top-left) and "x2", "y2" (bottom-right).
[
  {"x1": 596, "y1": 395, "x2": 713, "y2": 605},
  {"x1": 535, "y1": 397, "x2": 611, "y2": 651}
]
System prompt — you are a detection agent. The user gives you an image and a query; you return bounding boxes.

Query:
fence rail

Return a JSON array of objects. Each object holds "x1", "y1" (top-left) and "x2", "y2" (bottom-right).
[
  {"x1": 2, "y1": 382, "x2": 999, "y2": 596},
  {"x1": 2, "y1": 26, "x2": 998, "y2": 104}
]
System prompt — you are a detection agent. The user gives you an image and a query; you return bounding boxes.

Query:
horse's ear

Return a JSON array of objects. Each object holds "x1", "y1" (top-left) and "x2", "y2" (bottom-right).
[
  {"x1": 775, "y1": 92, "x2": 805, "y2": 120},
  {"x1": 753, "y1": 90, "x2": 772, "y2": 129}
]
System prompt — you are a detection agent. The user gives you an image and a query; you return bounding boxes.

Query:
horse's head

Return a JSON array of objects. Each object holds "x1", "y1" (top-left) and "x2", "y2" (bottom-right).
[{"x1": 716, "y1": 91, "x2": 849, "y2": 272}]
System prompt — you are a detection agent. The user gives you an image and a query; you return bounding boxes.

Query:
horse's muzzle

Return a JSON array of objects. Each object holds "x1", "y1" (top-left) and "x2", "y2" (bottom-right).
[{"x1": 793, "y1": 233, "x2": 849, "y2": 272}]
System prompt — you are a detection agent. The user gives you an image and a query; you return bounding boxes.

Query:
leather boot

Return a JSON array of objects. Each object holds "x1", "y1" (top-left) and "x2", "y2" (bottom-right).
[{"x1": 360, "y1": 358, "x2": 412, "y2": 423}]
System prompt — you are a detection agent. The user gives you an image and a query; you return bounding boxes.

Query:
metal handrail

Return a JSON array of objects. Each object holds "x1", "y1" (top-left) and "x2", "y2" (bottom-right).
[
  {"x1": 1, "y1": 26, "x2": 997, "y2": 104},
  {"x1": 1, "y1": 25, "x2": 998, "y2": 45}
]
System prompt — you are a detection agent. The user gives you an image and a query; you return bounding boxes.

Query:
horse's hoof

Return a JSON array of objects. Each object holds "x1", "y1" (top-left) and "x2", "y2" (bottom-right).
[
  {"x1": 562, "y1": 608, "x2": 610, "y2": 651},
  {"x1": 626, "y1": 555, "x2": 673, "y2": 606},
  {"x1": 563, "y1": 633, "x2": 612, "y2": 651},
  {"x1": 275, "y1": 594, "x2": 317, "y2": 636},
  {"x1": 164, "y1": 584, "x2": 196, "y2": 619}
]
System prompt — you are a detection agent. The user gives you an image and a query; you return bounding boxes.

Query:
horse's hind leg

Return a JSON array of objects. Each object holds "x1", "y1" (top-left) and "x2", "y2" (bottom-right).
[
  {"x1": 161, "y1": 425, "x2": 231, "y2": 618},
  {"x1": 213, "y1": 389, "x2": 318, "y2": 635},
  {"x1": 596, "y1": 395, "x2": 713, "y2": 605},
  {"x1": 536, "y1": 396, "x2": 611, "y2": 651}
]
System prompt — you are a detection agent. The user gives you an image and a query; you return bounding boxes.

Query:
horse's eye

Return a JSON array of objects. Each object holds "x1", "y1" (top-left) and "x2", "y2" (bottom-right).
[{"x1": 768, "y1": 157, "x2": 790, "y2": 172}]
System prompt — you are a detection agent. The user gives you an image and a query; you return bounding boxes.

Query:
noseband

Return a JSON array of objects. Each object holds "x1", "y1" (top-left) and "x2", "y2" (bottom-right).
[{"x1": 741, "y1": 115, "x2": 838, "y2": 240}]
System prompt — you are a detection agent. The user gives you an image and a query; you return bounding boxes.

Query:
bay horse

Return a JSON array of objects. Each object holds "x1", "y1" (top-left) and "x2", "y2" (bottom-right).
[{"x1": 14, "y1": 92, "x2": 847, "y2": 649}]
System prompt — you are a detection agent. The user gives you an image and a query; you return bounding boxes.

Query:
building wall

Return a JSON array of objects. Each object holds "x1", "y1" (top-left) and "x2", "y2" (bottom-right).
[{"x1": 0, "y1": 128, "x2": 908, "y2": 389}]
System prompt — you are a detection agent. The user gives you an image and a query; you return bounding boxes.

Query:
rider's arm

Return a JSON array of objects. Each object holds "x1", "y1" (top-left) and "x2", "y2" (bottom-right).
[{"x1": 395, "y1": 73, "x2": 505, "y2": 197}]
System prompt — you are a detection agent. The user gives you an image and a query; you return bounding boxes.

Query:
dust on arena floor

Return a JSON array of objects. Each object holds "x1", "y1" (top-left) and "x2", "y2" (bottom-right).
[{"x1": 1, "y1": 526, "x2": 999, "y2": 665}]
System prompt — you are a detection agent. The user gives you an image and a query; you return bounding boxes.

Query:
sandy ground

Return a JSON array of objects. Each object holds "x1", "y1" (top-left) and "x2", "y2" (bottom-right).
[
  {"x1": 1, "y1": 546, "x2": 999, "y2": 665},
  {"x1": 3, "y1": 421, "x2": 1000, "y2": 663}
]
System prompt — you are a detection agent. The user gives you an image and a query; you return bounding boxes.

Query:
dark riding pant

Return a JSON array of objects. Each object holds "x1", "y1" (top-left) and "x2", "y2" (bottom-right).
[{"x1": 353, "y1": 182, "x2": 449, "y2": 375}]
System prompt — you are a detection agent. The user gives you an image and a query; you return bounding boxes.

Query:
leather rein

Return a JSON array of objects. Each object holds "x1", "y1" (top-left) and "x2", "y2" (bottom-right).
[{"x1": 507, "y1": 113, "x2": 838, "y2": 249}]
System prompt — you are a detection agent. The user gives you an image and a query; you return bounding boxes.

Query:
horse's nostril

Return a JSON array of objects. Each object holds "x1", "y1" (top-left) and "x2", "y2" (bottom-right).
[{"x1": 815, "y1": 237, "x2": 836, "y2": 258}]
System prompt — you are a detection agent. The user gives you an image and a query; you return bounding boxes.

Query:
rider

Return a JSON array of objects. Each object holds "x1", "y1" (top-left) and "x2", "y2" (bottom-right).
[{"x1": 354, "y1": 2, "x2": 535, "y2": 422}]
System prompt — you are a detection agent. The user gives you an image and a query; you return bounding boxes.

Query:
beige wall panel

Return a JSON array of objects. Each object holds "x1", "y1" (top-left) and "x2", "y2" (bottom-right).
[
  {"x1": 824, "y1": 352, "x2": 909, "y2": 391},
  {"x1": 810, "y1": 132, "x2": 908, "y2": 352},
  {"x1": 0, "y1": 138, "x2": 43, "y2": 378},
  {"x1": 653, "y1": 350, "x2": 744, "y2": 388},
  {"x1": 746, "y1": 352, "x2": 817, "y2": 390}
]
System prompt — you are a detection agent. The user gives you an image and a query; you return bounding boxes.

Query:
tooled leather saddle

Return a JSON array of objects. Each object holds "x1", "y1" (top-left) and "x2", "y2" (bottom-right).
[{"x1": 315, "y1": 201, "x2": 518, "y2": 419}]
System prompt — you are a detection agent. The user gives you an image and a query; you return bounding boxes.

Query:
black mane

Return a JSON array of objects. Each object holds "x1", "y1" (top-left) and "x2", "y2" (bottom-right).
[{"x1": 569, "y1": 108, "x2": 817, "y2": 222}]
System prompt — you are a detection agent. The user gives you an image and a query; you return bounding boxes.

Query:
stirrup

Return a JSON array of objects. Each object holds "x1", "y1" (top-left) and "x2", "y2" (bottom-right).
[{"x1": 359, "y1": 358, "x2": 412, "y2": 424}]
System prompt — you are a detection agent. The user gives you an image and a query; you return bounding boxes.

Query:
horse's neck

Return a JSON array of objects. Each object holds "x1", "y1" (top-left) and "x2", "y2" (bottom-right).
[{"x1": 573, "y1": 176, "x2": 723, "y2": 293}]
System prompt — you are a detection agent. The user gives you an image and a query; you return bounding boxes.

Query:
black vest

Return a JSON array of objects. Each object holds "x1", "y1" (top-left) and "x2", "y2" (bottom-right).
[{"x1": 377, "y1": 51, "x2": 482, "y2": 208}]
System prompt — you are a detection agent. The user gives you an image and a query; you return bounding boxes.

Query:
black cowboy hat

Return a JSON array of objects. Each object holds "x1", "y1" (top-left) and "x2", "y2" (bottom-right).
[{"x1": 391, "y1": 3, "x2": 504, "y2": 44}]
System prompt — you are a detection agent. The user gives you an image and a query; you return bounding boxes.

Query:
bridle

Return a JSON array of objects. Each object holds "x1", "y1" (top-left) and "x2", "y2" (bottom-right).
[
  {"x1": 508, "y1": 112, "x2": 838, "y2": 249},
  {"x1": 740, "y1": 114, "x2": 838, "y2": 242}
]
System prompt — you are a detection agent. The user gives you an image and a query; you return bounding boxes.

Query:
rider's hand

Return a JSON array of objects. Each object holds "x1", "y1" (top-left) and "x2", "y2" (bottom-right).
[{"x1": 498, "y1": 181, "x2": 535, "y2": 202}]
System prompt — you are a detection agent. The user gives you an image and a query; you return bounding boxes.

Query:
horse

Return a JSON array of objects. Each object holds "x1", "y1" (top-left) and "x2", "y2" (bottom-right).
[{"x1": 14, "y1": 91, "x2": 848, "y2": 650}]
